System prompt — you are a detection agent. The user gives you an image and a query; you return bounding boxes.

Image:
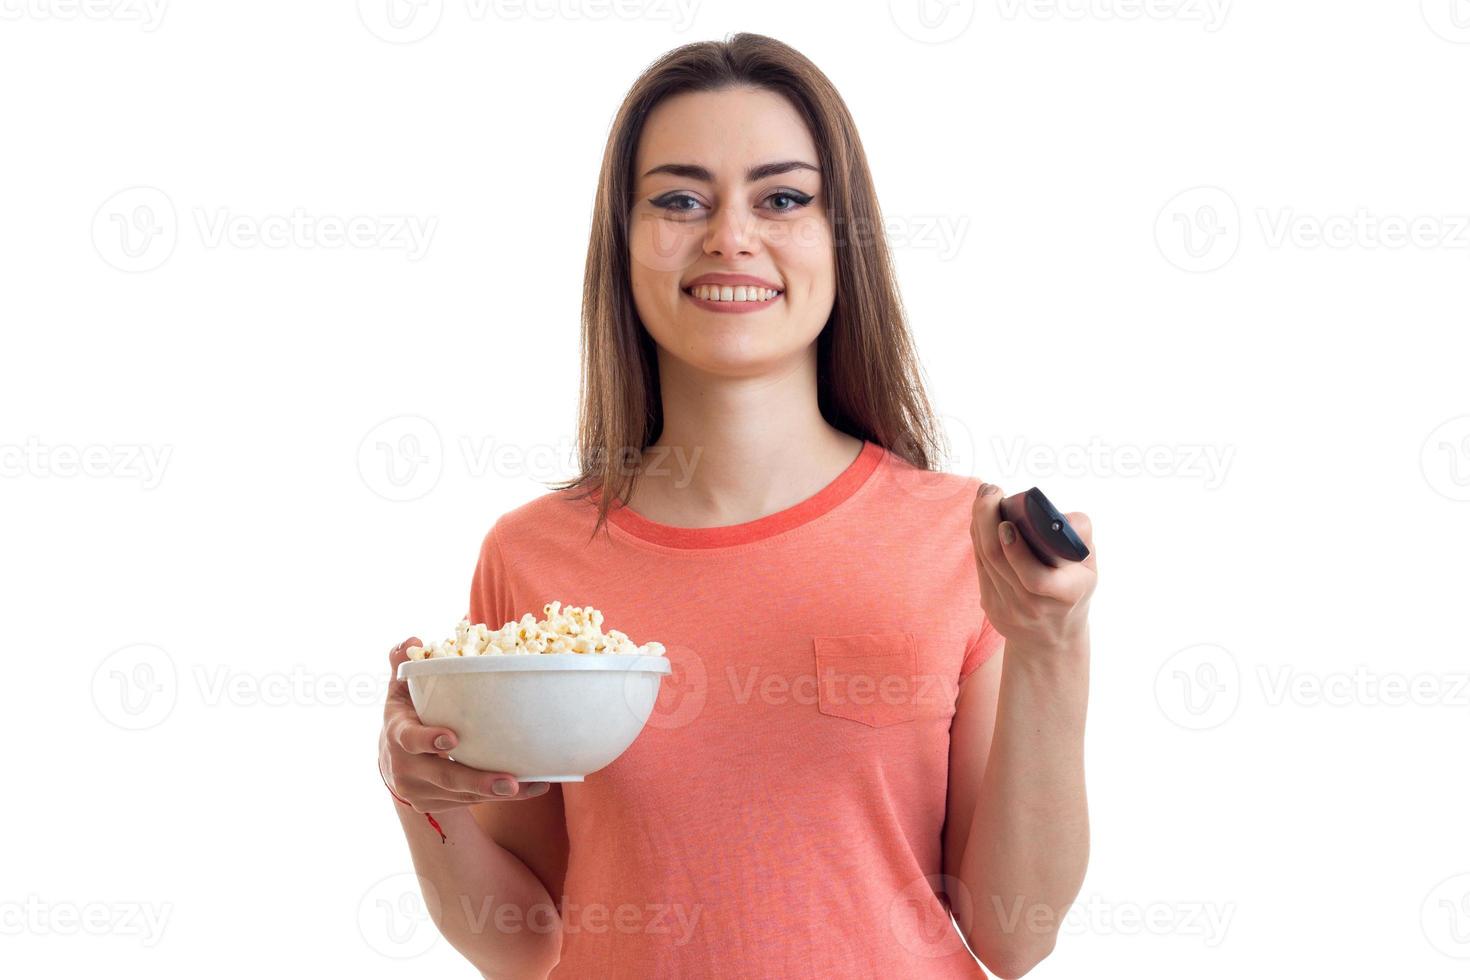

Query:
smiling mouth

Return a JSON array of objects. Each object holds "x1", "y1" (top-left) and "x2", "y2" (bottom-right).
[{"x1": 681, "y1": 285, "x2": 784, "y2": 304}]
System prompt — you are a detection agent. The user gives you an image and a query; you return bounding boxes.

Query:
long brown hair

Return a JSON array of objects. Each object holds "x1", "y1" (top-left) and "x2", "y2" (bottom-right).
[{"x1": 550, "y1": 32, "x2": 949, "y2": 542}]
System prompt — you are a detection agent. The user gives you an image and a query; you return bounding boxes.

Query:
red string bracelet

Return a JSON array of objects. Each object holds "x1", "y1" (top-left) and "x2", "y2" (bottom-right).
[{"x1": 380, "y1": 762, "x2": 447, "y2": 843}]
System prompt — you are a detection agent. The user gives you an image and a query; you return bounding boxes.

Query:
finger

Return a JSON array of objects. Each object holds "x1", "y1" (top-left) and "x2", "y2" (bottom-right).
[
  {"x1": 971, "y1": 483, "x2": 1023, "y2": 595},
  {"x1": 433, "y1": 780, "x2": 553, "y2": 805},
  {"x1": 416, "y1": 758, "x2": 546, "y2": 800},
  {"x1": 977, "y1": 544, "x2": 1021, "y2": 618},
  {"x1": 969, "y1": 481, "x2": 1002, "y2": 571},
  {"x1": 386, "y1": 637, "x2": 422, "y2": 707},
  {"x1": 389, "y1": 709, "x2": 459, "y2": 756},
  {"x1": 395, "y1": 780, "x2": 549, "y2": 812},
  {"x1": 1066, "y1": 511, "x2": 1100, "y2": 573},
  {"x1": 996, "y1": 517, "x2": 1056, "y2": 596}
]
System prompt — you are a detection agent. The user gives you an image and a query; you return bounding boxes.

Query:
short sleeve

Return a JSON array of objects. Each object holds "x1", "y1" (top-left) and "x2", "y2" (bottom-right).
[
  {"x1": 467, "y1": 521, "x2": 518, "y2": 630},
  {"x1": 958, "y1": 616, "x2": 1005, "y2": 681}
]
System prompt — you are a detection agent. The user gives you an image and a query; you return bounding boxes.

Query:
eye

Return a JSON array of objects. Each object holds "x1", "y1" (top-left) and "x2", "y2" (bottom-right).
[
  {"x1": 649, "y1": 189, "x2": 815, "y2": 216},
  {"x1": 652, "y1": 192, "x2": 703, "y2": 213},
  {"x1": 764, "y1": 190, "x2": 813, "y2": 213}
]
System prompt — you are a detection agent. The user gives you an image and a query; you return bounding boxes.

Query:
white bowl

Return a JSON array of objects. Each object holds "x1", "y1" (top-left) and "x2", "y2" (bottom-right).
[{"x1": 396, "y1": 653, "x2": 671, "y2": 781}]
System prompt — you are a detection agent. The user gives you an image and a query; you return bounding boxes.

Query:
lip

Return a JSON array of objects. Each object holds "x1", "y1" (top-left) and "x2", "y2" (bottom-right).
[{"x1": 681, "y1": 273, "x2": 783, "y2": 291}]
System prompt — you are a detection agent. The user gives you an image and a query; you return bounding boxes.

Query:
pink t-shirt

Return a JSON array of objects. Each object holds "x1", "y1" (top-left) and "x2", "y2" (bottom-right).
[{"x1": 466, "y1": 439, "x2": 1004, "y2": 978}]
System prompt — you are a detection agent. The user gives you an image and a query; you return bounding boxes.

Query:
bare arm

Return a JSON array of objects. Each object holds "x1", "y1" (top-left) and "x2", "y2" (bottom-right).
[
  {"x1": 948, "y1": 482, "x2": 1096, "y2": 977},
  {"x1": 391, "y1": 799, "x2": 563, "y2": 978},
  {"x1": 381, "y1": 638, "x2": 567, "y2": 978},
  {"x1": 945, "y1": 636, "x2": 1090, "y2": 978}
]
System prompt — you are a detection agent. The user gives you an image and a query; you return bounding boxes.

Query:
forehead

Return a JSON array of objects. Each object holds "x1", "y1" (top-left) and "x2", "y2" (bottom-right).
[{"x1": 635, "y1": 87, "x2": 820, "y2": 184}]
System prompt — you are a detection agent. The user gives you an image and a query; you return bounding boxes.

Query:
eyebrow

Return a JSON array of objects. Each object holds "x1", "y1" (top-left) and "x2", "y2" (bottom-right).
[{"x1": 640, "y1": 160, "x2": 820, "y2": 184}]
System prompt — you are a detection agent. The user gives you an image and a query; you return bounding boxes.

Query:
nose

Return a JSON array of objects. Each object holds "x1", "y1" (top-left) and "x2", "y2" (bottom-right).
[{"x1": 703, "y1": 202, "x2": 760, "y2": 258}]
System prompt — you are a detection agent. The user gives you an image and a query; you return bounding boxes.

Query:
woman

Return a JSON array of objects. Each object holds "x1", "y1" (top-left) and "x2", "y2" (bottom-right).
[{"x1": 378, "y1": 33, "x2": 1096, "y2": 979}]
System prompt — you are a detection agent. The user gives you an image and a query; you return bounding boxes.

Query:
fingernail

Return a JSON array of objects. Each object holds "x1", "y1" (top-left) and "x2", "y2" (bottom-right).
[
  {"x1": 492, "y1": 778, "x2": 516, "y2": 796},
  {"x1": 435, "y1": 735, "x2": 454, "y2": 750},
  {"x1": 1000, "y1": 521, "x2": 1016, "y2": 545},
  {"x1": 982, "y1": 484, "x2": 1001, "y2": 497}
]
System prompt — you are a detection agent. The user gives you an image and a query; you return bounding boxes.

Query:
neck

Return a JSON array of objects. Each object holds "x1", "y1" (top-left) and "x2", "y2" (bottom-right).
[{"x1": 627, "y1": 349, "x2": 863, "y2": 526}]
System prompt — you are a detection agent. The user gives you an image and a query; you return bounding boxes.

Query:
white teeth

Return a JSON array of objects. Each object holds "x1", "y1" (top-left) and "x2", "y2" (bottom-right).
[{"x1": 689, "y1": 284, "x2": 779, "y2": 302}]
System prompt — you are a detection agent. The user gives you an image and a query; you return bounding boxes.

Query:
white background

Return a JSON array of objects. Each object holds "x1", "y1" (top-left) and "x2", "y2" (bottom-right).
[{"x1": 3, "y1": 1, "x2": 1469, "y2": 976}]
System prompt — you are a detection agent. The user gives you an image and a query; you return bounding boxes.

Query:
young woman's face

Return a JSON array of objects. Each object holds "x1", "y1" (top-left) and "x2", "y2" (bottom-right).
[{"x1": 629, "y1": 86, "x2": 835, "y2": 376}]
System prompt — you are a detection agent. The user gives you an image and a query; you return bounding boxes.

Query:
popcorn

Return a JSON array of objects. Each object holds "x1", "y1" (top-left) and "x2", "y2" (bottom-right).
[{"x1": 407, "y1": 601, "x2": 666, "y2": 660}]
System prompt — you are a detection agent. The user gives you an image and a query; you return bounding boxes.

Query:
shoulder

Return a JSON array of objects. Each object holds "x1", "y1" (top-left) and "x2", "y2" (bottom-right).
[
  {"x1": 868, "y1": 446, "x2": 986, "y2": 518},
  {"x1": 484, "y1": 483, "x2": 599, "y2": 553}
]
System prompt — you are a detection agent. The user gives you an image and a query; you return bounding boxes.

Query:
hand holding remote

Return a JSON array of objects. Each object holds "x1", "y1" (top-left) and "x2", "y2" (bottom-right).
[
  {"x1": 996, "y1": 487, "x2": 1090, "y2": 567},
  {"x1": 970, "y1": 482, "x2": 1097, "y2": 655}
]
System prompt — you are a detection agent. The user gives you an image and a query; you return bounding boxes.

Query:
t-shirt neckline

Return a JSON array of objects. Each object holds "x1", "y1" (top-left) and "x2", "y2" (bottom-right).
[{"x1": 600, "y1": 439, "x2": 885, "y2": 550}]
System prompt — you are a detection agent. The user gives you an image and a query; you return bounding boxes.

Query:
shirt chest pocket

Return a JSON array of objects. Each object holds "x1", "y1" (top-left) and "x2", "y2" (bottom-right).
[{"x1": 811, "y1": 632, "x2": 920, "y2": 728}]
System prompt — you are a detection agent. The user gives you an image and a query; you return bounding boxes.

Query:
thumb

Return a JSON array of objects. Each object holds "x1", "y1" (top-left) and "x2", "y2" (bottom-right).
[{"x1": 387, "y1": 637, "x2": 422, "y2": 705}]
